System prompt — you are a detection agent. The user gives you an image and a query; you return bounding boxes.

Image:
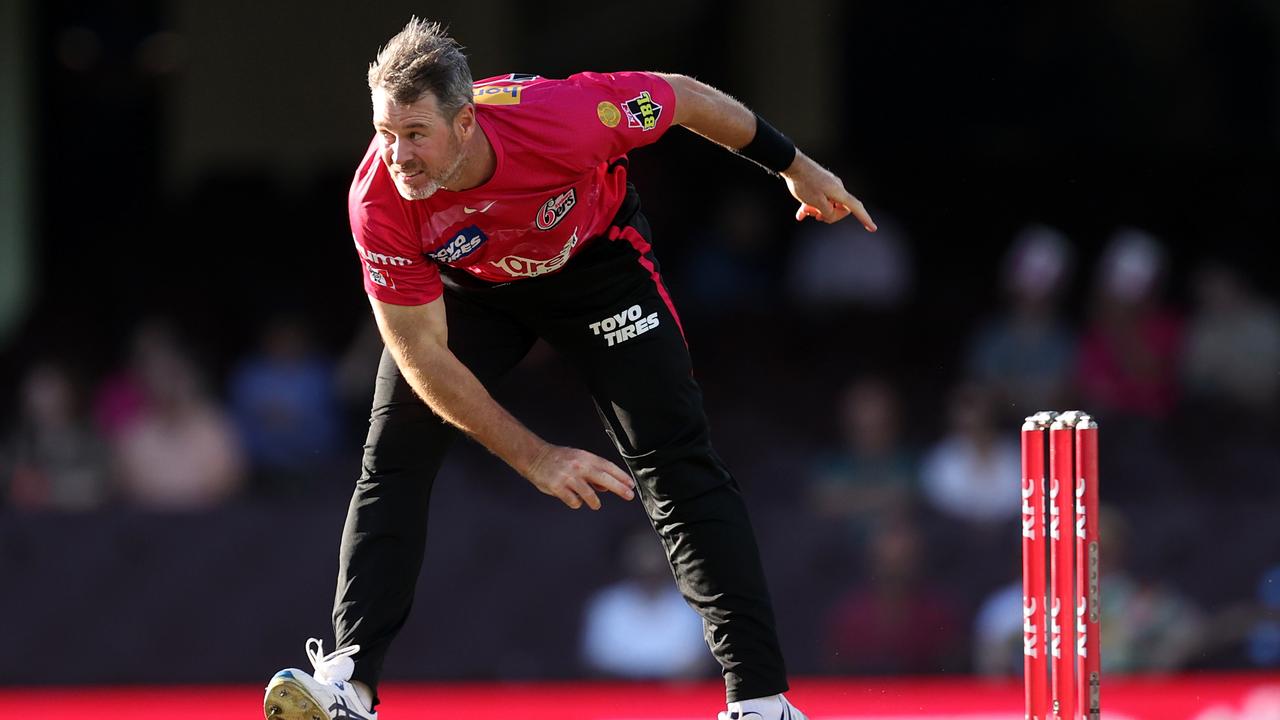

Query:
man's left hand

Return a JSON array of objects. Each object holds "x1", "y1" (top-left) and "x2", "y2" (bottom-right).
[{"x1": 782, "y1": 152, "x2": 877, "y2": 231}]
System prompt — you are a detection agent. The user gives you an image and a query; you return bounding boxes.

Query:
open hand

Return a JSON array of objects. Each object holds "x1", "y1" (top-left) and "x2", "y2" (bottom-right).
[
  {"x1": 524, "y1": 445, "x2": 636, "y2": 510},
  {"x1": 782, "y1": 152, "x2": 877, "y2": 231}
]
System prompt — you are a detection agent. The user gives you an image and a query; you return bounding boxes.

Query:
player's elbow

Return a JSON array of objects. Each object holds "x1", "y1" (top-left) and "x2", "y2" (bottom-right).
[
  {"x1": 655, "y1": 72, "x2": 701, "y2": 126},
  {"x1": 654, "y1": 72, "x2": 686, "y2": 97}
]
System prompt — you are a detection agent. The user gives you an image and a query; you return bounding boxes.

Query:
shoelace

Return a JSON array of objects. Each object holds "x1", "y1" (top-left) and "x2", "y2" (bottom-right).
[{"x1": 306, "y1": 638, "x2": 361, "y2": 687}]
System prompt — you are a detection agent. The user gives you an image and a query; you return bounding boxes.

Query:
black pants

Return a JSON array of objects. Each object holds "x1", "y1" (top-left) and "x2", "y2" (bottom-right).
[{"x1": 333, "y1": 187, "x2": 787, "y2": 704}]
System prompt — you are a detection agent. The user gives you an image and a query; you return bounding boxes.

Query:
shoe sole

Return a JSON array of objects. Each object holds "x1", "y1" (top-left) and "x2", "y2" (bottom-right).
[{"x1": 263, "y1": 676, "x2": 327, "y2": 720}]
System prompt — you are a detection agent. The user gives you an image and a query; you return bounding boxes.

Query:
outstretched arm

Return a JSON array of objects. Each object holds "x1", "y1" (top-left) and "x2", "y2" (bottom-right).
[{"x1": 656, "y1": 73, "x2": 877, "y2": 231}]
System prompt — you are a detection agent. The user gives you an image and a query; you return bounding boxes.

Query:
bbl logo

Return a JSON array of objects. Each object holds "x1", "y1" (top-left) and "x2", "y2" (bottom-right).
[
  {"x1": 622, "y1": 91, "x2": 662, "y2": 131},
  {"x1": 429, "y1": 225, "x2": 488, "y2": 263},
  {"x1": 535, "y1": 189, "x2": 576, "y2": 230}
]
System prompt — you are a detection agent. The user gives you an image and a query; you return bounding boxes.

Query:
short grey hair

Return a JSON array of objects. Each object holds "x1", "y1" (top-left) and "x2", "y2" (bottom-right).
[{"x1": 368, "y1": 17, "x2": 473, "y2": 119}]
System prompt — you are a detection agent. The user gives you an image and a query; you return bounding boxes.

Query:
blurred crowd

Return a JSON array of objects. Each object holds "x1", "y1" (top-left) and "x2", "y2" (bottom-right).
[
  {"x1": 3, "y1": 213, "x2": 1279, "y2": 682},
  {"x1": 2, "y1": 314, "x2": 355, "y2": 510}
]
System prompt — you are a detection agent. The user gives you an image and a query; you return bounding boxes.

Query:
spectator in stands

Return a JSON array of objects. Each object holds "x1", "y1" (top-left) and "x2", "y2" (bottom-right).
[
  {"x1": 112, "y1": 321, "x2": 246, "y2": 509},
  {"x1": 1095, "y1": 506, "x2": 1204, "y2": 672},
  {"x1": 1, "y1": 360, "x2": 110, "y2": 510},
  {"x1": 807, "y1": 375, "x2": 917, "y2": 541},
  {"x1": 822, "y1": 513, "x2": 963, "y2": 674},
  {"x1": 1245, "y1": 564, "x2": 1280, "y2": 668},
  {"x1": 919, "y1": 382, "x2": 1021, "y2": 526},
  {"x1": 970, "y1": 549, "x2": 1024, "y2": 677},
  {"x1": 580, "y1": 529, "x2": 712, "y2": 680},
  {"x1": 1182, "y1": 260, "x2": 1280, "y2": 415},
  {"x1": 966, "y1": 224, "x2": 1076, "y2": 421},
  {"x1": 93, "y1": 319, "x2": 175, "y2": 441},
  {"x1": 972, "y1": 505, "x2": 1206, "y2": 676},
  {"x1": 334, "y1": 317, "x2": 384, "y2": 423},
  {"x1": 1076, "y1": 227, "x2": 1184, "y2": 421},
  {"x1": 1167, "y1": 560, "x2": 1280, "y2": 670},
  {"x1": 229, "y1": 314, "x2": 342, "y2": 495}
]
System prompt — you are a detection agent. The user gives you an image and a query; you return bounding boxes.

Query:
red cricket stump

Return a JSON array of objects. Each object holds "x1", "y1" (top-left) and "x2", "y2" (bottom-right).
[
  {"x1": 1021, "y1": 413, "x2": 1052, "y2": 720},
  {"x1": 1076, "y1": 417, "x2": 1101, "y2": 720},
  {"x1": 1049, "y1": 413, "x2": 1077, "y2": 720},
  {"x1": 1023, "y1": 410, "x2": 1101, "y2": 720}
]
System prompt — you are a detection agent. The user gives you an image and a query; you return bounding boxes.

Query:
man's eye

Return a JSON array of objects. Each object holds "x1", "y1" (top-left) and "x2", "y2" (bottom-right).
[
  {"x1": 380, "y1": 132, "x2": 394, "y2": 143},
  {"x1": 409, "y1": 132, "x2": 424, "y2": 141}
]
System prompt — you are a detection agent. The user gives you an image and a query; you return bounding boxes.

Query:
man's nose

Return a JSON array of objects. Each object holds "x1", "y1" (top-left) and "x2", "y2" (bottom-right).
[{"x1": 390, "y1": 138, "x2": 412, "y2": 166}]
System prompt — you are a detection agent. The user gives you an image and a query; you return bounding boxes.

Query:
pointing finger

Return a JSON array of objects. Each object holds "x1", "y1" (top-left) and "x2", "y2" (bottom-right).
[{"x1": 837, "y1": 193, "x2": 877, "y2": 231}]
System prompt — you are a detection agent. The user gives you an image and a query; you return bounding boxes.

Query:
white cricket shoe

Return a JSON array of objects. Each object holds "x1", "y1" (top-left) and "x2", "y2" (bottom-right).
[
  {"x1": 718, "y1": 693, "x2": 809, "y2": 720},
  {"x1": 264, "y1": 638, "x2": 376, "y2": 720}
]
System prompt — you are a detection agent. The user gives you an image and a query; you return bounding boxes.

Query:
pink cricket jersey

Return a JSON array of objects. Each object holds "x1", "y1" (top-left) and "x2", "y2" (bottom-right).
[{"x1": 348, "y1": 71, "x2": 678, "y2": 305}]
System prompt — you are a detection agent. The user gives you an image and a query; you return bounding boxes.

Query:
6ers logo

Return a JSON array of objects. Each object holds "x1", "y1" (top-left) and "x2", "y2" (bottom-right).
[{"x1": 535, "y1": 188, "x2": 576, "y2": 230}]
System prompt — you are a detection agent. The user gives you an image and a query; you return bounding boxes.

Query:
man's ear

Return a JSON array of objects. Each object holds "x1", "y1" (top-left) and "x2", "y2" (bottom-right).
[{"x1": 455, "y1": 103, "x2": 477, "y2": 138}]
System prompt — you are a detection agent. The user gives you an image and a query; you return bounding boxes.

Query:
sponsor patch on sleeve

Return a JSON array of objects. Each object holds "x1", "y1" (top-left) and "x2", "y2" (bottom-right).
[
  {"x1": 622, "y1": 91, "x2": 662, "y2": 131},
  {"x1": 366, "y1": 264, "x2": 395, "y2": 289},
  {"x1": 474, "y1": 85, "x2": 521, "y2": 105},
  {"x1": 597, "y1": 101, "x2": 621, "y2": 128}
]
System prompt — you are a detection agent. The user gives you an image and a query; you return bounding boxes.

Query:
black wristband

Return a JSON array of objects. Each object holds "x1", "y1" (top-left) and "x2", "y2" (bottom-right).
[{"x1": 737, "y1": 113, "x2": 797, "y2": 175}]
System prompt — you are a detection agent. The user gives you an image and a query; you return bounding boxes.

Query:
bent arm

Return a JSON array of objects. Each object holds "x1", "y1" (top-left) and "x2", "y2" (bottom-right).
[
  {"x1": 655, "y1": 72, "x2": 876, "y2": 230},
  {"x1": 369, "y1": 296, "x2": 635, "y2": 510},
  {"x1": 370, "y1": 296, "x2": 549, "y2": 476}
]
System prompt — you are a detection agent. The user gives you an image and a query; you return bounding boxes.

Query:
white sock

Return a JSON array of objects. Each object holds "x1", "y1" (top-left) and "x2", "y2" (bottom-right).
[
  {"x1": 727, "y1": 693, "x2": 784, "y2": 716},
  {"x1": 351, "y1": 681, "x2": 375, "y2": 712}
]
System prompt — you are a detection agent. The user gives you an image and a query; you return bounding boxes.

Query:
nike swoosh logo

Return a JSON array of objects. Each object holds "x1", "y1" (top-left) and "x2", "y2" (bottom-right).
[{"x1": 463, "y1": 201, "x2": 495, "y2": 214}]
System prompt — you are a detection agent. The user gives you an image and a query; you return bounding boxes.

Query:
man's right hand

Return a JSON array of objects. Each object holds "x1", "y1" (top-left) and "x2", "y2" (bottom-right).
[
  {"x1": 372, "y1": 297, "x2": 634, "y2": 510},
  {"x1": 524, "y1": 445, "x2": 636, "y2": 510}
]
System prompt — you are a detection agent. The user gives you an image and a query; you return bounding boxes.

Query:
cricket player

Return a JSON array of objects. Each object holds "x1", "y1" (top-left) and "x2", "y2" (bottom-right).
[{"x1": 265, "y1": 17, "x2": 875, "y2": 720}]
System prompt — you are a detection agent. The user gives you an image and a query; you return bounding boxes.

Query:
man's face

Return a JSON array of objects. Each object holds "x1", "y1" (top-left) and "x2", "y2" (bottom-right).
[{"x1": 372, "y1": 87, "x2": 468, "y2": 201}]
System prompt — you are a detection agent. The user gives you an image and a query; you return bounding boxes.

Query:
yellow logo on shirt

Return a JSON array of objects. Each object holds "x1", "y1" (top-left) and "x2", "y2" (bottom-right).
[
  {"x1": 474, "y1": 85, "x2": 521, "y2": 105},
  {"x1": 597, "y1": 101, "x2": 621, "y2": 128}
]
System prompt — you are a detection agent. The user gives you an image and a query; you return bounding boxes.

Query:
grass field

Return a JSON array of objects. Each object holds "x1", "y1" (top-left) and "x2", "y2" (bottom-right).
[{"x1": 3, "y1": 673, "x2": 1277, "y2": 719}]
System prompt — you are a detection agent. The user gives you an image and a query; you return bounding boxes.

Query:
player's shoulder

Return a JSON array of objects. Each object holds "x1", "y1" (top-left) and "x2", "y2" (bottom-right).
[
  {"x1": 349, "y1": 137, "x2": 385, "y2": 202},
  {"x1": 470, "y1": 73, "x2": 597, "y2": 141},
  {"x1": 471, "y1": 72, "x2": 553, "y2": 108},
  {"x1": 471, "y1": 71, "x2": 663, "y2": 108},
  {"x1": 348, "y1": 137, "x2": 410, "y2": 229}
]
